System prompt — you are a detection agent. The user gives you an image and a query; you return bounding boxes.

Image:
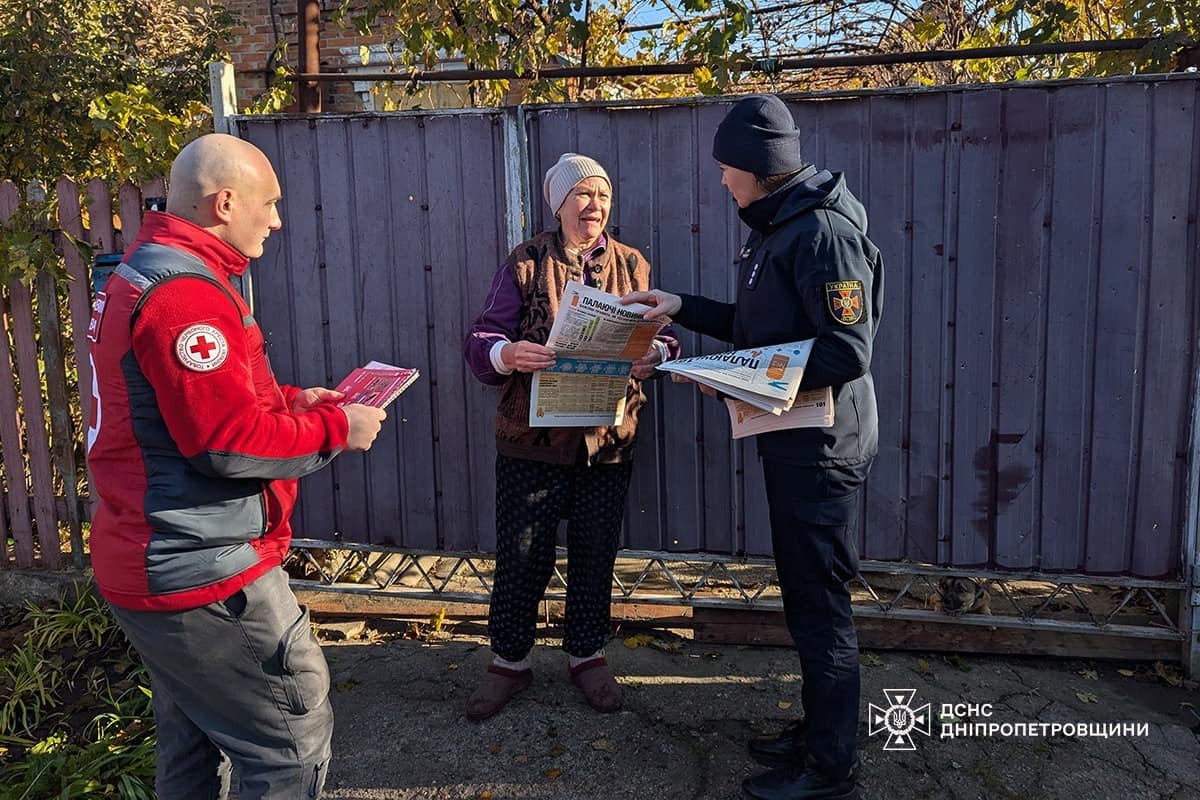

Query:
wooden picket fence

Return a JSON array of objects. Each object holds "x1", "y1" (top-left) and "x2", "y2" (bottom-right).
[{"x1": 0, "y1": 177, "x2": 161, "y2": 570}]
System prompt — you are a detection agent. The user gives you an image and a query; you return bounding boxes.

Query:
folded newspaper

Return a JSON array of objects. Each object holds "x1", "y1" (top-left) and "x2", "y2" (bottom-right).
[
  {"x1": 656, "y1": 339, "x2": 835, "y2": 435},
  {"x1": 529, "y1": 281, "x2": 666, "y2": 427},
  {"x1": 725, "y1": 388, "x2": 834, "y2": 438}
]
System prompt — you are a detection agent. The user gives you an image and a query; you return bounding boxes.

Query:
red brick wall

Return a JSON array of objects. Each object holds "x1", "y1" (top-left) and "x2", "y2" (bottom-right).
[
  {"x1": 224, "y1": 0, "x2": 393, "y2": 112},
  {"x1": 223, "y1": 1, "x2": 529, "y2": 112}
]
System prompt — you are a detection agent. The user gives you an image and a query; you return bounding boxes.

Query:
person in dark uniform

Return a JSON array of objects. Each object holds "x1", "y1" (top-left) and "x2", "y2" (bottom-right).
[{"x1": 621, "y1": 94, "x2": 882, "y2": 800}]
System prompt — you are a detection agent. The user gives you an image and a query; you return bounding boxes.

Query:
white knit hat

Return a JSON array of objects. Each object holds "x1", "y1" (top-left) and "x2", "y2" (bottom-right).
[{"x1": 543, "y1": 153, "x2": 611, "y2": 215}]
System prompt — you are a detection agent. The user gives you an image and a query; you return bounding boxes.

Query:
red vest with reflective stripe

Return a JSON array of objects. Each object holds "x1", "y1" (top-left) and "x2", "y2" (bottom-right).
[{"x1": 87, "y1": 213, "x2": 347, "y2": 611}]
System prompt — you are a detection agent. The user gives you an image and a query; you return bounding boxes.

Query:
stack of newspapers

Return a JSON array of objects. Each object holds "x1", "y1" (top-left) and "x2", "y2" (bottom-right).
[{"x1": 656, "y1": 340, "x2": 834, "y2": 439}]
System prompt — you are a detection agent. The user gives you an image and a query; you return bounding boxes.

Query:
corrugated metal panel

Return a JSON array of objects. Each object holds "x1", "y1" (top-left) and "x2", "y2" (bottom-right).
[
  {"x1": 240, "y1": 113, "x2": 507, "y2": 552},
  {"x1": 239, "y1": 74, "x2": 1199, "y2": 578}
]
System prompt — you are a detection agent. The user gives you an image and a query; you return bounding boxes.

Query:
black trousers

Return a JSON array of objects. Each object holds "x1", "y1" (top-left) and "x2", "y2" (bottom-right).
[
  {"x1": 762, "y1": 458, "x2": 867, "y2": 781},
  {"x1": 489, "y1": 454, "x2": 634, "y2": 662}
]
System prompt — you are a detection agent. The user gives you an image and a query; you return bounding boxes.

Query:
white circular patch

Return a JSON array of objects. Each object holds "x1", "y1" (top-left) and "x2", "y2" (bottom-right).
[{"x1": 175, "y1": 324, "x2": 229, "y2": 372}]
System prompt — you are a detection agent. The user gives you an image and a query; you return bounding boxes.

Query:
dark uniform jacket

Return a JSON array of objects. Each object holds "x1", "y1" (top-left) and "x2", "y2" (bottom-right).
[{"x1": 674, "y1": 165, "x2": 883, "y2": 468}]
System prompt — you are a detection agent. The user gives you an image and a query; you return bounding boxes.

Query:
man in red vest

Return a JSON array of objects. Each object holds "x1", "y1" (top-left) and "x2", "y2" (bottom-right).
[{"x1": 87, "y1": 133, "x2": 386, "y2": 799}]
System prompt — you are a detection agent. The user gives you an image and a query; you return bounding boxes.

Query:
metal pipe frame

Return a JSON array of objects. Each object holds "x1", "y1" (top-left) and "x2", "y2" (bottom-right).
[{"x1": 283, "y1": 38, "x2": 1164, "y2": 85}]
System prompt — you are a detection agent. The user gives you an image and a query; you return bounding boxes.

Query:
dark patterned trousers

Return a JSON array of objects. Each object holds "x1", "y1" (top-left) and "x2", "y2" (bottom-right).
[{"x1": 489, "y1": 454, "x2": 634, "y2": 661}]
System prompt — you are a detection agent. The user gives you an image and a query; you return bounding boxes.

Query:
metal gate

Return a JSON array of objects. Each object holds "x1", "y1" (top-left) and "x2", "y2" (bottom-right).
[{"x1": 234, "y1": 74, "x2": 1200, "y2": 668}]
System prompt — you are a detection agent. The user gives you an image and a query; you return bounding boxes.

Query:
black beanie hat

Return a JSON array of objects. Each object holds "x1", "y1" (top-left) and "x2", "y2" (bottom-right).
[{"x1": 711, "y1": 95, "x2": 806, "y2": 176}]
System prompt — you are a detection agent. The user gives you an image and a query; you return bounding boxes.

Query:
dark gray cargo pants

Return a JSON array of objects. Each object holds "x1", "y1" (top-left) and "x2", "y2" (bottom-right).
[{"x1": 109, "y1": 567, "x2": 332, "y2": 799}]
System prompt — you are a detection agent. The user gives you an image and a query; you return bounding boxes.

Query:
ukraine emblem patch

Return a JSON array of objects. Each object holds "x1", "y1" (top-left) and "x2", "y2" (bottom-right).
[{"x1": 825, "y1": 280, "x2": 865, "y2": 325}]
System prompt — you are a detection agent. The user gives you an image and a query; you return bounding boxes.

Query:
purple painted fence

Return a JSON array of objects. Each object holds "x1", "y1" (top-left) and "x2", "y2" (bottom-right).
[
  {"x1": 0, "y1": 178, "x2": 161, "y2": 569},
  {"x1": 239, "y1": 74, "x2": 1200, "y2": 579}
]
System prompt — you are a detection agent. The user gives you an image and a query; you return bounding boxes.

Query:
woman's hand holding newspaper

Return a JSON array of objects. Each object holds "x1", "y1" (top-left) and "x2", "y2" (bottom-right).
[{"x1": 671, "y1": 373, "x2": 720, "y2": 398}]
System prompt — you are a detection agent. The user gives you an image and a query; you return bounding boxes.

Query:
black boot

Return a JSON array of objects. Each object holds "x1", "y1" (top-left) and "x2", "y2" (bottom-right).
[
  {"x1": 742, "y1": 755, "x2": 858, "y2": 800},
  {"x1": 747, "y1": 719, "x2": 807, "y2": 769}
]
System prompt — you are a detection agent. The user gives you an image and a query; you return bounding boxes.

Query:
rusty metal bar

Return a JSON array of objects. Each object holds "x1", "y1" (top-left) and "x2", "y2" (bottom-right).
[{"x1": 297, "y1": 0, "x2": 322, "y2": 112}]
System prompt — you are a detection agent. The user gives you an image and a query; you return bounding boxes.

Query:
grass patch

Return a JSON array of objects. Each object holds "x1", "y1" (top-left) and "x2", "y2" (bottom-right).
[{"x1": 0, "y1": 579, "x2": 155, "y2": 799}]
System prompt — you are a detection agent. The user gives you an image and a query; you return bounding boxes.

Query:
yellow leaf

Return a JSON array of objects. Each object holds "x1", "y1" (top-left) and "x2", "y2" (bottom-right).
[
  {"x1": 1076, "y1": 691, "x2": 1099, "y2": 704},
  {"x1": 477, "y1": 792, "x2": 494, "y2": 800},
  {"x1": 1118, "y1": 669, "x2": 1135, "y2": 677},
  {"x1": 432, "y1": 607, "x2": 447, "y2": 632},
  {"x1": 623, "y1": 633, "x2": 655, "y2": 649},
  {"x1": 447, "y1": 663, "x2": 459, "y2": 670},
  {"x1": 544, "y1": 768, "x2": 562, "y2": 779},
  {"x1": 917, "y1": 658, "x2": 931, "y2": 674},
  {"x1": 777, "y1": 701, "x2": 792, "y2": 710},
  {"x1": 591, "y1": 738, "x2": 616, "y2": 752}
]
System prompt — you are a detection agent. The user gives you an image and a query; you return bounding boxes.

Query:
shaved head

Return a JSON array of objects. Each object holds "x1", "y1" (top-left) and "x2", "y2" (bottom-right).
[{"x1": 167, "y1": 134, "x2": 283, "y2": 258}]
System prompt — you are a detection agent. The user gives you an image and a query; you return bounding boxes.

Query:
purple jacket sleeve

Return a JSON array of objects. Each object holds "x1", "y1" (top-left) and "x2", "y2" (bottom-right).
[
  {"x1": 655, "y1": 323, "x2": 681, "y2": 362},
  {"x1": 463, "y1": 264, "x2": 522, "y2": 386}
]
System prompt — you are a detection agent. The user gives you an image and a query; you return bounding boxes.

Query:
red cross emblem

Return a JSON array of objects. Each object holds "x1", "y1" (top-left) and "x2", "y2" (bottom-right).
[
  {"x1": 190, "y1": 335, "x2": 218, "y2": 360},
  {"x1": 175, "y1": 324, "x2": 229, "y2": 372}
]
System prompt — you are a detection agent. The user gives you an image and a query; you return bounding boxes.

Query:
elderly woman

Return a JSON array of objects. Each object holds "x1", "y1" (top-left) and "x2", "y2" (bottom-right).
[{"x1": 462, "y1": 153, "x2": 678, "y2": 721}]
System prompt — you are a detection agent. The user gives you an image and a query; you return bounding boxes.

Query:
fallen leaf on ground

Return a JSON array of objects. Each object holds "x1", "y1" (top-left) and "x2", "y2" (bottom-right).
[
  {"x1": 777, "y1": 701, "x2": 793, "y2": 710},
  {"x1": 1076, "y1": 691, "x2": 1099, "y2": 704},
  {"x1": 1079, "y1": 669, "x2": 1099, "y2": 681},
  {"x1": 548, "y1": 745, "x2": 565, "y2": 757},
  {"x1": 447, "y1": 663, "x2": 459, "y2": 670},
  {"x1": 1154, "y1": 661, "x2": 1183, "y2": 687},
  {"x1": 1118, "y1": 669, "x2": 1135, "y2": 677},
  {"x1": 477, "y1": 791, "x2": 493, "y2": 800},
  {"x1": 591, "y1": 739, "x2": 615, "y2": 752},
  {"x1": 945, "y1": 654, "x2": 971, "y2": 673},
  {"x1": 860, "y1": 653, "x2": 884, "y2": 667},
  {"x1": 544, "y1": 768, "x2": 562, "y2": 779},
  {"x1": 917, "y1": 659, "x2": 931, "y2": 675},
  {"x1": 623, "y1": 633, "x2": 655, "y2": 649}
]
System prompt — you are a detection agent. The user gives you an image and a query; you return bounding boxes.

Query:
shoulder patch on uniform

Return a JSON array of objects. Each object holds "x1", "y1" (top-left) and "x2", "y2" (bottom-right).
[
  {"x1": 175, "y1": 324, "x2": 229, "y2": 372},
  {"x1": 825, "y1": 280, "x2": 865, "y2": 325},
  {"x1": 86, "y1": 291, "x2": 108, "y2": 343}
]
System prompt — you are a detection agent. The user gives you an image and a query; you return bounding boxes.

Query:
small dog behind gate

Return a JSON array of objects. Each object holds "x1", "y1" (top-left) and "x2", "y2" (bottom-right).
[{"x1": 931, "y1": 577, "x2": 992, "y2": 615}]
